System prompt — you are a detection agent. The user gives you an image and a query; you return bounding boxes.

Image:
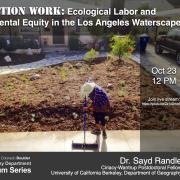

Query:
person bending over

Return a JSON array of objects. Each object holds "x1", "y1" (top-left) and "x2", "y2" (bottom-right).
[{"x1": 80, "y1": 82, "x2": 110, "y2": 139}]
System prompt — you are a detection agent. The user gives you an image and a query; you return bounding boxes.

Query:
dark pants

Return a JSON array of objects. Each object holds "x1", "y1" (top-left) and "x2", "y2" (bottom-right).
[{"x1": 93, "y1": 112, "x2": 106, "y2": 126}]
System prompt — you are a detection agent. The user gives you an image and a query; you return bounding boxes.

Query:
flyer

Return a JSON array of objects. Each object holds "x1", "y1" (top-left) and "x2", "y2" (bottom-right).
[{"x1": 0, "y1": 0, "x2": 180, "y2": 179}]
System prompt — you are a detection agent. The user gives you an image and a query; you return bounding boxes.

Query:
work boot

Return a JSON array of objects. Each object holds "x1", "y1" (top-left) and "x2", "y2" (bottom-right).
[
  {"x1": 102, "y1": 130, "x2": 107, "y2": 139},
  {"x1": 91, "y1": 129, "x2": 101, "y2": 135}
]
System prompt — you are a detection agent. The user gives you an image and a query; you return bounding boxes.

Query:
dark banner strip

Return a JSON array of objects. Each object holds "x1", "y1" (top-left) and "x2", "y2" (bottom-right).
[{"x1": 0, "y1": 153, "x2": 180, "y2": 179}]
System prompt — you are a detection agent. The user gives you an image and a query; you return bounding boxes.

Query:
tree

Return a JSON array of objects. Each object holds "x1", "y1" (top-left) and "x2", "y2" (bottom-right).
[{"x1": 110, "y1": 35, "x2": 135, "y2": 62}]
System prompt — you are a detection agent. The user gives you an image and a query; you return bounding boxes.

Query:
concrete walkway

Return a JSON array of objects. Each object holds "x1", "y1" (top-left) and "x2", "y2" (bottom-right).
[
  {"x1": 141, "y1": 130, "x2": 180, "y2": 152},
  {"x1": 0, "y1": 52, "x2": 107, "y2": 75},
  {"x1": 0, "y1": 52, "x2": 140, "y2": 75},
  {"x1": 0, "y1": 130, "x2": 180, "y2": 152},
  {"x1": 0, "y1": 130, "x2": 140, "y2": 152}
]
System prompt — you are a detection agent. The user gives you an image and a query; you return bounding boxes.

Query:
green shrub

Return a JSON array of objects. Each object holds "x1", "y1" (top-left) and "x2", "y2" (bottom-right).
[
  {"x1": 83, "y1": 49, "x2": 99, "y2": 65},
  {"x1": 110, "y1": 35, "x2": 135, "y2": 61}
]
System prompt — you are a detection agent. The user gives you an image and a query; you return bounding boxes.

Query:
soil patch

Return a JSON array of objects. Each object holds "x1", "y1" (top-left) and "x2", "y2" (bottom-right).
[
  {"x1": 141, "y1": 68, "x2": 180, "y2": 130},
  {"x1": 0, "y1": 58, "x2": 140, "y2": 132},
  {"x1": 0, "y1": 57, "x2": 178, "y2": 132}
]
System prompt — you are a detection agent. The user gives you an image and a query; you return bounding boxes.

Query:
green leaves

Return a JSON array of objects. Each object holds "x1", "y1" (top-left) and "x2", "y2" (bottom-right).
[
  {"x1": 83, "y1": 49, "x2": 99, "y2": 65},
  {"x1": 110, "y1": 35, "x2": 135, "y2": 60}
]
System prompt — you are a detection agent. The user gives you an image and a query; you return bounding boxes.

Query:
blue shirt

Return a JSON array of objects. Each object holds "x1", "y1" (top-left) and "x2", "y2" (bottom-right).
[{"x1": 88, "y1": 85, "x2": 110, "y2": 112}]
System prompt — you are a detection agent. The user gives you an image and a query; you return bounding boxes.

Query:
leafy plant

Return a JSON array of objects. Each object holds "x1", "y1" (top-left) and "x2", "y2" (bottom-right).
[
  {"x1": 132, "y1": 106, "x2": 137, "y2": 112},
  {"x1": 118, "y1": 89, "x2": 127, "y2": 97},
  {"x1": 118, "y1": 80, "x2": 127, "y2": 97},
  {"x1": 59, "y1": 67, "x2": 68, "y2": 82},
  {"x1": 119, "y1": 80, "x2": 126, "y2": 87},
  {"x1": 19, "y1": 75, "x2": 29, "y2": 83},
  {"x1": 79, "y1": 67, "x2": 86, "y2": 76},
  {"x1": 110, "y1": 35, "x2": 135, "y2": 61},
  {"x1": 84, "y1": 49, "x2": 99, "y2": 65},
  {"x1": 20, "y1": 98, "x2": 29, "y2": 106}
]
